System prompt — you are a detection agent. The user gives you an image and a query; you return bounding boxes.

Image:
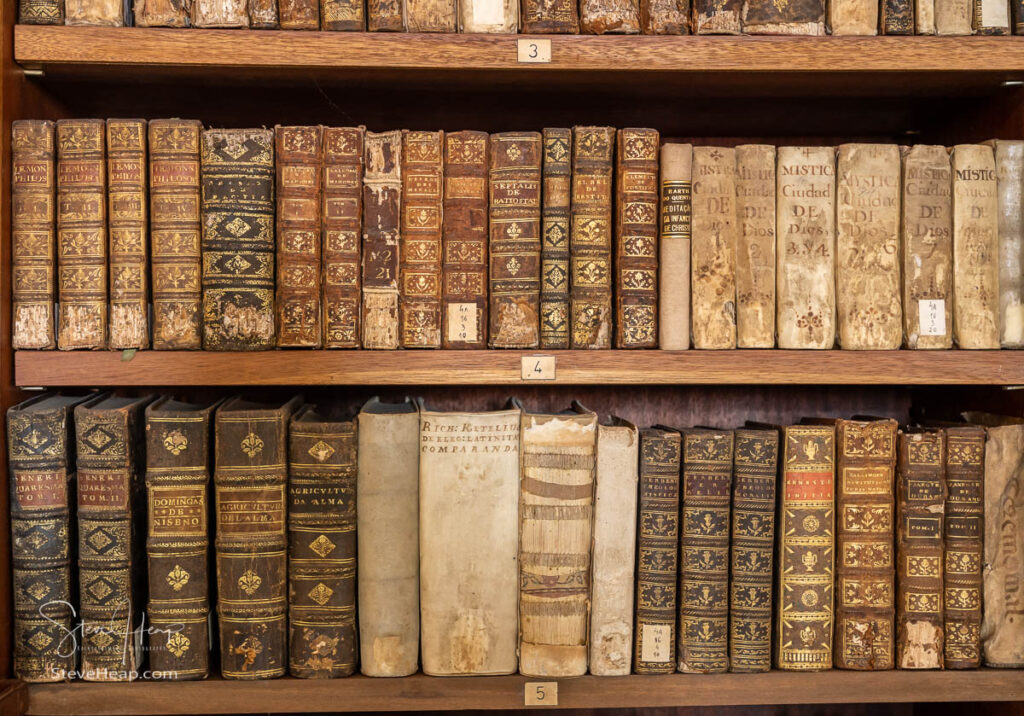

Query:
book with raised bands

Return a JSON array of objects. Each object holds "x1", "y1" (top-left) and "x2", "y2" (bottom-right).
[
  {"x1": 322, "y1": 127, "x2": 365, "y2": 349},
  {"x1": 400, "y1": 130, "x2": 444, "y2": 349},
  {"x1": 540, "y1": 129, "x2": 571, "y2": 349},
  {"x1": 362, "y1": 130, "x2": 402, "y2": 350},
  {"x1": 691, "y1": 146, "x2": 737, "y2": 349}
]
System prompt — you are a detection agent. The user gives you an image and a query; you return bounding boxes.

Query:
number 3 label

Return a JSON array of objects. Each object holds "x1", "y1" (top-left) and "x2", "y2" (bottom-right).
[
  {"x1": 518, "y1": 38, "x2": 552, "y2": 63},
  {"x1": 525, "y1": 682, "x2": 558, "y2": 706},
  {"x1": 521, "y1": 355, "x2": 556, "y2": 380}
]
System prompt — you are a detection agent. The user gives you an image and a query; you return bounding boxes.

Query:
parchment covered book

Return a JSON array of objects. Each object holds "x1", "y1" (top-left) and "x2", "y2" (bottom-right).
[
  {"x1": 540, "y1": 128, "x2": 571, "y2": 349},
  {"x1": 459, "y1": 0, "x2": 518, "y2": 30},
  {"x1": 692, "y1": 0, "x2": 740, "y2": 31},
  {"x1": 741, "y1": 0, "x2": 824, "y2": 32},
  {"x1": 362, "y1": 130, "x2": 402, "y2": 349},
  {"x1": 935, "y1": 0, "x2": 972, "y2": 33},
  {"x1": 406, "y1": 0, "x2": 456, "y2": 29},
  {"x1": 134, "y1": 0, "x2": 189, "y2": 25},
  {"x1": 991, "y1": 140, "x2": 1024, "y2": 347},
  {"x1": 66, "y1": 0, "x2": 123, "y2": 23},
  {"x1": 522, "y1": 0, "x2": 579, "y2": 30},
  {"x1": 322, "y1": 127, "x2": 364, "y2": 348},
  {"x1": 691, "y1": 146, "x2": 737, "y2": 349},
  {"x1": 580, "y1": 0, "x2": 641, "y2": 32},
  {"x1": 917, "y1": 0, "x2": 936, "y2": 30},
  {"x1": 641, "y1": 0, "x2": 688, "y2": 32},
  {"x1": 735, "y1": 144, "x2": 775, "y2": 348},
  {"x1": 659, "y1": 143, "x2": 691, "y2": 349},
  {"x1": 400, "y1": 130, "x2": 443, "y2": 349},
  {"x1": 829, "y1": 0, "x2": 878, "y2": 33},
  {"x1": 192, "y1": 0, "x2": 247, "y2": 24}
]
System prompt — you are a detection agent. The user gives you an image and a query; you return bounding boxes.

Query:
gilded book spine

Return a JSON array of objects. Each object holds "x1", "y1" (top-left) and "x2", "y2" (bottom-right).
[
  {"x1": 280, "y1": 0, "x2": 320, "y2": 27},
  {"x1": 659, "y1": 143, "x2": 691, "y2": 349},
  {"x1": 12, "y1": 120, "x2": 57, "y2": 349},
  {"x1": 249, "y1": 0, "x2": 280, "y2": 27},
  {"x1": 322, "y1": 0, "x2": 364, "y2": 28},
  {"x1": 992, "y1": 141, "x2": 1024, "y2": 347},
  {"x1": 488, "y1": 132, "x2": 542, "y2": 348},
  {"x1": 882, "y1": 0, "x2": 913, "y2": 31},
  {"x1": 368, "y1": 0, "x2": 404, "y2": 28},
  {"x1": 580, "y1": 0, "x2": 641, "y2": 32},
  {"x1": 641, "y1": 0, "x2": 688, "y2": 32},
  {"x1": 735, "y1": 144, "x2": 776, "y2": 348},
  {"x1": 459, "y1": 0, "x2": 518, "y2": 30},
  {"x1": 540, "y1": 128, "x2": 572, "y2": 350},
  {"x1": 322, "y1": 128, "x2": 364, "y2": 348},
  {"x1": 615, "y1": 128, "x2": 659, "y2": 348},
  {"x1": 362, "y1": 130, "x2": 402, "y2": 349},
  {"x1": 276, "y1": 126, "x2": 324, "y2": 348},
  {"x1": 191, "y1": 0, "x2": 248, "y2": 24},
  {"x1": 400, "y1": 130, "x2": 443, "y2": 349},
  {"x1": 570, "y1": 126, "x2": 615, "y2": 349},
  {"x1": 106, "y1": 118, "x2": 149, "y2": 350},
  {"x1": 522, "y1": 0, "x2": 579, "y2": 31},
  {"x1": 134, "y1": 0, "x2": 188, "y2": 25},
  {"x1": 65, "y1": 0, "x2": 123, "y2": 24},
  {"x1": 200, "y1": 129, "x2": 276, "y2": 350},
  {"x1": 692, "y1": 0, "x2": 741, "y2": 31},
  {"x1": 405, "y1": 0, "x2": 456, "y2": 29},
  {"x1": 828, "y1": 0, "x2": 878, "y2": 32},
  {"x1": 19, "y1": 0, "x2": 62, "y2": 22},
  {"x1": 741, "y1": 0, "x2": 825, "y2": 33},
  {"x1": 442, "y1": 130, "x2": 489, "y2": 349},
  {"x1": 691, "y1": 146, "x2": 737, "y2": 349},
  {"x1": 776, "y1": 424, "x2": 835, "y2": 671},
  {"x1": 634, "y1": 428, "x2": 680, "y2": 674},
  {"x1": 935, "y1": 0, "x2": 972, "y2": 32},
  {"x1": 975, "y1": 0, "x2": 1010, "y2": 31}
]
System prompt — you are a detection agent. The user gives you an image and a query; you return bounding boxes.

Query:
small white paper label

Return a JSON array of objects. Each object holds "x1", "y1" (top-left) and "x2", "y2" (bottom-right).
[
  {"x1": 517, "y1": 38, "x2": 552, "y2": 63},
  {"x1": 521, "y1": 355, "x2": 556, "y2": 381},
  {"x1": 919, "y1": 299, "x2": 946, "y2": 336},
  {"x1": 446, "y1": 303, "x2": 478, "y2": 344},
  {"x1": 640, "y1": 623, "x2": 671, "y2": 663},
  {"x1": 525, "y1": 682, "x2": 558, "y2": 706},
  {"x1": 472, "y1": 0, "x2": 504, "y2": 25}
]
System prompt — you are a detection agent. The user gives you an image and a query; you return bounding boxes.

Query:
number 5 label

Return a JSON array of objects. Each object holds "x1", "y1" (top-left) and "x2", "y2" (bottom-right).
[
  {"x1": 517, "y1": 38, "x2": 552, "y2": 63},
  {"x1": 521, "y1": 355, "x2": 556, "y2": 381},
  {"x1": 525, "y1": 682, "x2": 558, "y2": 706}
]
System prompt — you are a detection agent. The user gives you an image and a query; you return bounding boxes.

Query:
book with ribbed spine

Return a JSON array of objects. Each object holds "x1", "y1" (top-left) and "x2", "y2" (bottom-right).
[
  {"x1": 322, "y1": 127, "x2": 364, "y2": 348},
  {"x1": 400, "y1": 130, "x2": 443, "y2": 348},
  {"x1": 362, "y1": 130, "x2": 402, "y2": 349},
  {"x1": 540, "y1": 128, "x2": 571, "y2": 349}
]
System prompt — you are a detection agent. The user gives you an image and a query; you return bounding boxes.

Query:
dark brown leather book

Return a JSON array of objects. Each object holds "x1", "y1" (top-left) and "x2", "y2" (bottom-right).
[
  {"x1": 215, "y1": 395, "x2": 302, "y2": 680},
  {"x1": 540, "y1": 128, "x2": 571, "y2": 350},
  {"x1": 367, "y1": 0, "x2": 403, "y2": 28},
  {"x1": 280, "y1": 0, "x2": 319, "y2": 27},
  {"x1": 400, "y1": 130, "x2": 443, "y2": 349},
  {"x1": 522, "y1": 0, "x2": 579, "y2": 31},
  {"x1": 249, "y1": 0, "x2": 279, "y2": 26},
  {"x1": 106, "y1": 119, "x2": 149, "y2": 350},
  {"x1": 943, "y1": 425, "x2": 985, "y2": 669},
  {"x1": 580, "y1": 0, "x2": 641, "y2": 31},
  {"x1": 149, "y1": 119, "x2": 203, "y2": 351},
  {"x1": 634, "y1": 427, "x2": 680, "y2": 674},
  {"x1": 640, "y1": 0, "x2": 688, "y2": 31},
  {"x1": 441, "y1": 130, "x2": 489, "y2": 349},
  {"x1": 729, "y1": 426, "x2": 779, "y2": 673},
  {"x1": 693, "y1": 0, "x2": 741, "y2": 30},
  {"x1": 881, "y1": 0, "x2": 912, "y2": 31},
  {"x1": 488, "y1": 132, "x2": 542, "y2": 348},
  {"x1": 145, "y1": 397, "x2": 218, "y2": 680},
  {"x1": 20, "y1": 0, "x2": 62, "y2": 22},
  {"x1": 834, "y1": 418, "x2": 898, "y2": 670},
  {"x1": 276, "y1": 126, "x2": 324, "y2": 348},
  {"x1": 8, "y1": 393, "x2": 91, "y2": 682},
  {"x1": 740, "y1": 0, "x2": 824, "y2": 31},
  {"x1": 615, "y1": 128, "x2": 659, "y2": 348},
  {"x1": 322, "y1": 127, "x2": 364, "y2": 349},
  {"x1": 201, "y1": 129, "x2": 276, "y2": 351},
  {"x1": 406, "y1": 0, "x2": 456, "y2": 29},
  {"x1": 56, "y1": 119, "x2": 107, "y2": 350},
  {"x1": 288, "y1": 405, "x2": 358, "y2": 678},
  {"x1": 322, "y1": 0, "x2": 364, "y2": 27},
  {"x1": 134, "y1": 0, "x2": 189, "y2": 25},
  {"x1": 362, "y1": 130, "x2": 402, "y2": 350},
  {"x1": 896, "y1": 428, "x2": 946, "y2": 670},
  {"x1": 12, "y1": 120, "x2": 57, "y2": 350},
  {"x1": 76, "y1": 393, "x2": 154, "y2": 681}
]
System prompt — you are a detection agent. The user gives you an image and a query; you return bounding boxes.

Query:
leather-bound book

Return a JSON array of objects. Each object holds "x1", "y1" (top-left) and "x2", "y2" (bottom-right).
[
  {"x1": 66, "y1": 0, "x2": 123, "y2": 23},
  {"x1": 580, "y1": 0, "x2": 641, "y2": 31},
  {"x1": 215, "y1": 395, "x2": 301, "y2": 680},
  {"x1": 134, "y1": 0, "x2": 188, "y2": 25},
  {"x1": 729, "y1": 426, "x2": 779, "y2": 673},
  {"x1": 917, "y1": 0, "x2": 936, "y2": 30},
  {"x1": 441, "y1": 130, "x2": 489, "y2": 349},
  {"x1": 741, "y1": 0, "x2": 825, "y2": 32},
  {"x1": 881, "y1": 0, "x2": 913, "y2": 31},
  {"x1": 322, "y1": 127, "x2": 364, "y2": 348},
  {"x1": 322, "y1": 0, "x2": 364, "y2": 28},
  {"x1": 145, "y1": 397, "x2": 218, "y2": 680},
  {"x1": 522, "y1": 0, "x2": 578, "y2": 31},
  {"x1": 357, "y1": 398, "x2": 419, "y2": 677},
  {"x1": 615, "y1": 128, "x2": 659, "y2": 348},
  {"x1": 76, "y1": 393, "x2": 154, "y2": 681},
  {"x1": 735, "y1": 144, "x2": 775, "y2": 348},
  {"x1": 419, "y1": 401, "x2": 520, "y2": 676},
  {"x1": 192, "y1": 0, "x2": 248, "y2": 25},
  {"x1": 368, "y1": 0, "x2": 403, "y2": 28},
  {"x1": 659, "y1": 143, "x2": 691, "y2": 349},
  {"x1": 952, "y1": 145, "x2": 1000, "y2": 349},
  {"x1": 400, "y1": 130, "x2": 443, "y2": 349},
  {"x1": 8, "y1": 394, "x2": 91, "y2": 682},
  {"x1": 460, "y1": 0, "x2": 518, "y2": 30},
  {"x1": 540, "y1": 128, "x2": 571, "y2": 350},
  {"x1": 20, "y1": 0, "x2": 62, "y2": 22},
  {"x1": 288, "y1": 405, "x2": 357, "y2": 678},
  {"x1": 56, "y1": 119, "x2": 107, "y2": 350},
  {"x1": 678, "y1": 429, "x2": 733, "y2": 673},
  {"x1": 834, "y1": 418, "x2": 898, "y2": 670},
  {"x1": 634, "y1": 427, "x2": 680, "y2": 674},
  {"x1": 518, "y1": 401, "x2": 597, "y2": 677},
  {"x1": 896, "y1": 428, "x2": 946, "y2": 669},
  {"x1": 249, "y1": 0, "x2": 279, "y2": 26},
  {"x1": 641, "y1": 0, "x2": 688, "y2": 31},
  {"x1": 935, "y1": 0, "x2": 972, "y2": 32},
  {"x1": 201, "y1": 129, "x2": 276, "y2": 351},
  {"x1": 776, "y1": 423, "x2": 835, "y2": 671},
  {"x1": 776, "y1": 147, "x2": 836, "y2": 349},
  {"x1": 975, "y1": 0, "x2": 1010, "y2": 31},
  {"x1": 991, "y1": 141, "x2": 1024, "y2": 347},
  {"x1": 943, "y1": 425, "x2": 985, "y2": 669},
  {"x1": 590, "y1": 416, "x2": 639, "y2": 676},
  {"x1": 280, "y1": 0, "x2": 319, "y2": 27},
  {"x1": 693, "y1": 0, "x2": 740, "y2": 31},
  {"x1": 828, "y1": 0, "x2": 877, "y2": 32},
  {"x1": 902, "y1": 145, "x2": 953, "y2": 349},
  {"x1": 691, "y1": 146, "x2": 737, "y2": 349},
  {"x1": 12, "y1": 120, "x2": 57, "y2": 350},
  {"x1": 406, "y1": 0, "x2": 456, "y2": 28},
  {"x1": 570, "y1": 126, "x2": 615, "y2": 349},
  {"x1": 276, "y1": 126, "x2": 324, "y2": 348},
  {"x1": 106, "y1": 119, "x2": 149, "y2": 350},
  {"x1": 488, "y1": 132, "x2": 542, "y2": 348},
  {"x1": 1015, "y1": 0, "x2": 1024, "y2": 31},
  {"x1": 362, "y1": 130, "x2": 402, "y2": 350},
  {"x1": 150, "y1": 119, "x2": 203, "y2": 351}
]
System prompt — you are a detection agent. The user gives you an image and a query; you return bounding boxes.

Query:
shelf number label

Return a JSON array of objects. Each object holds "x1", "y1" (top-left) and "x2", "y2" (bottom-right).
[
  {"x1": 525, "y1": 682, "x2": 558, "y2": 706},
  {"x1": 522, "y1": 355, "x2": 556, "y2": 381},
  {"x1": 919, "y1": 298, "x2": 946, "y2": 336},
  {"x1": 518, "y1": 39, "x2": 552, "y2": 63}
]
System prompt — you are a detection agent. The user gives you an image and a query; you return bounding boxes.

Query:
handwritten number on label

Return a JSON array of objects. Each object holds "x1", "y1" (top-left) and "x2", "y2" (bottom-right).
[{"x1": 521, "y1": 356, "x2": 556, "y2": 380}]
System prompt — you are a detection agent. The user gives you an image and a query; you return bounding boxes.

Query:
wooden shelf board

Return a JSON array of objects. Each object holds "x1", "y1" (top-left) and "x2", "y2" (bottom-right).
[{"x1": 14, "y1": 349, "x2": 1024, "y2": 386}]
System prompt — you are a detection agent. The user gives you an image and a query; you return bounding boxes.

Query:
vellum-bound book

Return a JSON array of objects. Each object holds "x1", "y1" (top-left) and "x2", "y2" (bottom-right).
[
  {"x1": 990, "y1": 140, "x2": 1024, "y2": 347},
  {"x1": 691, "y1": 146, "x2": 737, "y2": 349}
]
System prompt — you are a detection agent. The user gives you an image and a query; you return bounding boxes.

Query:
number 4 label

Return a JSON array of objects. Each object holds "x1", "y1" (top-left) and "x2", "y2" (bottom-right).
[
  {"x1": 525, "y1": 682, "x2": 558, "y2": 706},
  {"x1": 521, "y1": 355, "x2": 556, "y2": 381},
  {"x1": 517, "y1": 38, "x2": 552, "y2": 63}
]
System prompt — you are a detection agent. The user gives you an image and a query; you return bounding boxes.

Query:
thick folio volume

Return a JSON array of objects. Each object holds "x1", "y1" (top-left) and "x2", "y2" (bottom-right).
[
  {"x1": 540, "y1": 129, "x2": 572, "y2": 350},
  {"x1": 659, "y1": 143, "x2": 692, "y2": 349},
  {"x1": 400, "y1": 130, "x2": 444, "y2": 349},
  {"x1": 362, "y1": 130, "x2": 402, "y2": 349},
  {"x1": 322, "y1": 127, "x2": 364, "y2": 349}
]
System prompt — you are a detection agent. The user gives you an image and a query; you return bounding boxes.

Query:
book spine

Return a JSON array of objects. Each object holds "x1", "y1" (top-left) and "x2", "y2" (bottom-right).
[
  {"x1": 580, "y1": 0, "x2": 641, "y2": 32},
  {"x1": 405, "y1": 0, "x2": 456, "y2": 28},
  {"x1": 368, "y1": 0, "x2": 404, "y2": 28},
  {"x1": 12, "y1": 120, "x2": 57, "y2": 349},
  {"x1": 975, "y1": 0, "x2": 1010, "y2": 31},
  {"x1": 322, "y1": 0, "x2": 364, "y2": 28},
  {"x1": 488, "y1": 132, "x2": 542, "y2": 348},
  {"x1": 615, "y1": 128, "x2": 659, "y2": 348},
  {"x1": 362, "y1": 130, "x2": 402, "y2": 349},
  {"x1": 288, "y1": 416, "x2": 357, "y2": 678},
  {"x1": 540, "y1": 128, "x2": 572, "y2": 350},
  {"x1": 993, "y1": 141, "x2": 1024, "y2": 347},
  {"x1": 459, "y1": 0, "x2": 518, "y2": 30},
  {"x1": 134, "y1": 0, "x2": 188, "y2": 25},
  {"x1": 200, "y1": 128, "x2": 276, "y2": 350},
  {"x1": 641, "y1": 0, "x2": 689, "y2": 31},
  {"x1": 276, "y1": 126, "x2": 324, "y2": 348},
  {"x1": 896, "y1": 430, "x2": 946, "y2": 669},
  {"x1": 322, "y1": 128, "x2": 364, "y2": 348},
  {"x1": 659, "y1": 143, "x2": 692, "y2": 349},
  {"x1": 691, "y1": 146, "x2": 738, "y2": 349},
  {"x1": 521, "y1": 0, "x2": 579, "y2": 30},
  {"x1": 441, "y1": 130, "x2": 489, "y2": 349},
  {"x1": 917, "y1": 0, "x2": 936, "y2": 29},
  {"x1": 828, "y1": 0, "x2": 878, "y2": 32},
  {"x1": 65, "y1": 0, "x2": 123, "y2": 24},
  {"x1": 776, "y1": 424, "x2": 835, "y2": 671},
  {"x1": 280, "y1": 0, "x2": 320, "y2": 27},
  {"x1": 570, "y1": 126, "x2": 615, "y2": 349},
  {"x1": 692, "y1": 0, "x2": 741, "y2": 31},
  {"x1": 776, "y1": 146, "x2": 836, "y2": 349},
  {"x1": 400, "y1": 130, "x2": 444, "y2": 349},
  {"x1": 734, "y1": 144, "x2": 776, "y2": 349},
  {"x1": 191, "y1": 0, "x2": 248, "y2": 25},
  {"x1": 881, "y1": 0, "x2": 913, "y2": 31},
  {"x1": 19, "y1": 0, "x2": 63, "y2": 22},
  {"x1": 935, "y1": 0, "x2": 972, "y2": 32},
  {"x1": 249, "y1": 0, "x2": 279, "y2": 26},
  {"x1": 1015, "y1": 0, "x2": 1024, "y2": 32},
  {"x1": 729, "y1": 428, "x2": 778, "y2": 673},
  {"x1": 634, "y1": 428, "x2": 680, "y2": 674},
  {"x1": 943, "y1": 426, "x2": 985, "y2": 669},
  {"x1": 740, "y1": 0, "x2": 825, "y2": 33}
]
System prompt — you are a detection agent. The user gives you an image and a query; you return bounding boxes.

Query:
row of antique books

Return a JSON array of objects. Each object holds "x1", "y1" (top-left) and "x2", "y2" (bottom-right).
[
  {"x1": 13, "y1": 119, "x2": 1024, "y2": 352},
  {"x1": 20, "y1": 0, "x2": 1024, "y2": 34},
  {"x1": 8, "y1": 392, "x2": 1024, "y2": 682}
]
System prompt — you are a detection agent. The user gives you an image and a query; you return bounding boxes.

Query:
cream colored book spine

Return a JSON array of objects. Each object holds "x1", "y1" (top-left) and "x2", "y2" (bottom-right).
[
  {"x1": 659, "y1": 143, "x2": 692, "y2": 350},
  {"x1": 829, "y1": 0, "x2": 878, "y2": 33},
  {"x1": 935, "y1": 0, "x2": 972, "y2": 33},
  {"x1": 735, "y1": 144, "x2": 776, "y2": 348},
  {"x1": 691, "y1": 146, "x2": 737, "y2": 350},
  {"x1": 992, "y1": 140, "x2": 1024, "y2": 347}
]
